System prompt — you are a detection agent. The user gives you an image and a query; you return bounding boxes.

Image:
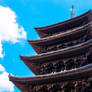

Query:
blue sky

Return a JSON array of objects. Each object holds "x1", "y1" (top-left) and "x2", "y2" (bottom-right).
[{"x1": 0, "y1": 0, "x2": 92, "y2": 92}]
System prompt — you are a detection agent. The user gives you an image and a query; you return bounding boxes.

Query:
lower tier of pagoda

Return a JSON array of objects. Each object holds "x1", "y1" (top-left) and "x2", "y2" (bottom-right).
[{"x1": 9, "y1": 64, "x2": 92, "y2": 92}]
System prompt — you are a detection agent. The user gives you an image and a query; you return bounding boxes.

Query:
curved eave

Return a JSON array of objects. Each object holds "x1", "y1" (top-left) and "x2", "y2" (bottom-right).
[
  {"x1": 29, "y1": 22, "x2": 92, "y2": 54},
  {"x1": 35, "y1": 10, "x2": 92, "y2": 38},
  {"x1": 20, "y1": 39, "x2": 92, "y2": 63},
  {"x1": 9, "y1": 64, "x2": 92, "y2": 88}
]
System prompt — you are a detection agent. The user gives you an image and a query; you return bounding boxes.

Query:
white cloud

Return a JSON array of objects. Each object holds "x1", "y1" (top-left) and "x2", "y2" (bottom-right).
[
  {"x1": 0, "y1": 72, "x2": 14, "y2": 92},
  {"x1": 0, "y1": 64, "x2": 14, "y2": 92},
  {"x1": 0, "y1": 64, "x2": 5, "y2": 72},
  {"x1": 0, "y1": 6, "x2": 26, "y2": 58}
]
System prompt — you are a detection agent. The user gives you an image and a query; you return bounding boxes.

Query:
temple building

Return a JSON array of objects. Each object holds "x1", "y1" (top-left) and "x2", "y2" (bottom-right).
[{"x1": 9, "y1": 10, "x2": 92, "y2": 92}]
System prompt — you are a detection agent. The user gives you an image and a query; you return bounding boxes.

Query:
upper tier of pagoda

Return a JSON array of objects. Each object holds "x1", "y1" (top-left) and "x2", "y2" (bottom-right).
[
  {"x1": 35, "y1": 10, "x2": 92, "y2": 38},
  {"x1": 9, "y1": 64, "x2": 92, "y2": 92},
  {"x1": 29, "y1": 22, "x2": 92, "y2": 54}
]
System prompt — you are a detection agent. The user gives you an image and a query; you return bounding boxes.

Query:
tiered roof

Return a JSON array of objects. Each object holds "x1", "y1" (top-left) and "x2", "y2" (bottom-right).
[
  {"x1": 9, "y1": 10, "x2": 92, "y2": 92},
  {"x1": 20, "y1": 39, "x2": 92, "y2": 75}
]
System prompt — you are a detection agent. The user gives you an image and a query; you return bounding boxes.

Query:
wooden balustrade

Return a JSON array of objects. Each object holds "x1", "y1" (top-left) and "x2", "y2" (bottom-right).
[
  {"x1": 27, "y1": 78, "x2": 92, "y2": 92},
  {"x1": 40, "y1": 51, "x2": 92, "y2": 74}
]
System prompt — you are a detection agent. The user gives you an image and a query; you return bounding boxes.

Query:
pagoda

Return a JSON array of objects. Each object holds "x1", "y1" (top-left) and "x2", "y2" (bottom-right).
[{"x1": 9, "y1": 10, "x2": 92, "y2": 92}]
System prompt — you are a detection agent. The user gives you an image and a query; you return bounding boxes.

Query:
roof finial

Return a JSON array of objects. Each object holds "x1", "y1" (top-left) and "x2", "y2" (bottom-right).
[{"x1": 71, "y1": 5, "x2": 75, "y2": 18}]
